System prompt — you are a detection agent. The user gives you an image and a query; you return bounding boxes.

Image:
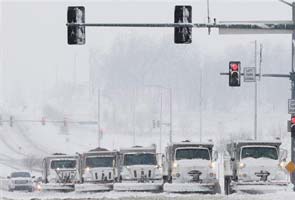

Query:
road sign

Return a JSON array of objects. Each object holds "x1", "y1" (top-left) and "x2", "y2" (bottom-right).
[
  {"x1": 78, "y1": 121, "x2": 98, "y2": 125},
  {"x1": 285, "y1": 161, "x2": 295, "y2": 173},
  {"x1": 288, "y1": 99, "x2": 295, "y2": 114},
  {"x1": 244, "y1": 67, "x2": 256, "y2": 82}
]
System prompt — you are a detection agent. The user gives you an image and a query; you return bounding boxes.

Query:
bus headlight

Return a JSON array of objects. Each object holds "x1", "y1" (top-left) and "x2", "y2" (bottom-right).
[
  {"x1": 173, "y1": 161, "x2": 178, "y2": 169},
  {"x1": 36, "y1": 183, "x2": 42, "y2": 191},
  {"x1": 84, "y1": 167, "x2": 90, "y2": 172},
  {"x1": 279, "y1": 161, "x2": 286, "y2": 169},
  {"x1": 209, "y1": 162, "x2": 216, "y2": 169},
  {"x1": 239, "y1": 162, "x2": 246, "y2": 169}
]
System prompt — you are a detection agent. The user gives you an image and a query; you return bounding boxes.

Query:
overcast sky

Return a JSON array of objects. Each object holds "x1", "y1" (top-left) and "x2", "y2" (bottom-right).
[{"x1": 0, "y1": 0, "x2": 292, "y2": 109}]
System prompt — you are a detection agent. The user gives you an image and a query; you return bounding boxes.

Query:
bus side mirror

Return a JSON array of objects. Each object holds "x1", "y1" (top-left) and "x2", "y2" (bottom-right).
[
  {"x1": 212, "y1": 151, "x2": 218, "y2": 161},
  {"x1": 156, "y1": 153, "x2": 164, "y2": 163},
  {"x1": 279, "y1": 149, "x2": 288, "y2": 161}
]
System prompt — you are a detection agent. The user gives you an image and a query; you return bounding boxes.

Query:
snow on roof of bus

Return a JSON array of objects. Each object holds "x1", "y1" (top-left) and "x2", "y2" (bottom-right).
[
  {"x1": 233, "y1": 139, "x2": 282, "y2": 144},
  {"x1": 89, "y1": 147, "x2": 109, "y2": 152},
  {"x1": 119, "y1": 146, "x2": 156, "y2": 152},
  {"x1": 171, "y1": 140, "x2": 214, "y2": 146},
  {"x1": 230, "y1": 140, "x2": 282, "y2": 148},
  {"x1": 52, "y1": 153, "x2": 67, "y2": 155},
  {"x1": 46, "y1": 153, "x2": 79, "y2": 159}
]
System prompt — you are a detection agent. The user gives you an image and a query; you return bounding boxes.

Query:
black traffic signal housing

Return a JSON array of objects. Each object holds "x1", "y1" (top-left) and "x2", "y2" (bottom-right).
[
  {"x1": 174, "y1": 5, "x2": 192, "y2": 44},
  {"x1": 67, "y1": 6, "x2": 85, "y2": 45},
  {"x1": 152, "y1": 120, "x2": 161, "y2": 128},
  {"x1": 9, "y1": 116, "x2": 13, "y2": 127},
  {"x1": 152, "y1": 120, "x2": 156, "y2": 128},
  {"x1": 229, "y1": 61, "x2": 241, "y2": 87},
  {"x1": 41, "y1": 117, "x2": 46, "y2": 126}
]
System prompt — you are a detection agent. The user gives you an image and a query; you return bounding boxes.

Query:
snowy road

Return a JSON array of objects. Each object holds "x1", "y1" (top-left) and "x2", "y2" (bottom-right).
[{"x1": 1, "y1": 190, "x2": 295, "y2": 200}]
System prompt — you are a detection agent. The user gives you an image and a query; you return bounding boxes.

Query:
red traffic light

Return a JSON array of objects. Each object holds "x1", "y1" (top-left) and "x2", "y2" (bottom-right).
[
  {"x1": 64, "y1": 117, "x2": 67, "y2": 127},
  {"x1": 291, "y1": 116, "x2": 295, "y2": 124},
  {"x1": 230, "y1": 63, "x2": 239, "y2": 71},
  {"x1": 229, "y1": 61, "x2": 241, "y2": 87},
  {"x1": 41, "y1": 117, "x2": 46, "y2": 126}
]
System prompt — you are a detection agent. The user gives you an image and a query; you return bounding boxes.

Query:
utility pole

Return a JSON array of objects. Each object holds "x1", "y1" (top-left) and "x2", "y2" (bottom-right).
[
  {"x1": 291, "y1": 2, "x2": 295, "y2": 188},
  {"x1": 159, "y1": 89, "x2": 163, "y2": 153},
  {"x1": 169, "y1": 88, "x2": 172, "y2": 144},
  {"x1": 254, "y1": 40, "x2": 258, "y2": 140},
  {"x1": 73, "y1": 51, "x2": 77, "y2": 89},
  {"x1": 132, "y1": 88, "x2": 137, "y2": 146},
  {"x1": 97, "y1": 88, "x2": 101, "y2": 147},
  {"x1": 259, "y1": 44, "x2": 263, "y2": 81},
  {"x1": 199, "y1": 69, "x2": 203, "y2": 142},
  {"x1": 144, "y1": 84, "x2": 173, "y2": 146}
]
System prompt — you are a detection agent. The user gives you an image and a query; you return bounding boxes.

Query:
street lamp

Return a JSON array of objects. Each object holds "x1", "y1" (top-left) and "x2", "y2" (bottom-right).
[
  {"x1": 143, "y1": 84, "x2": 173, "y2": 153},
  {"x1": 97, "y1": 89, "x2": 117, "y2": 147}
]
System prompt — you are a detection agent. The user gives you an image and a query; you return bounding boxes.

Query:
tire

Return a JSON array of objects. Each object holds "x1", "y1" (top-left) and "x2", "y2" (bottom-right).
[
  {"x1": 163, "y1": 176, "x2": 168, "y2": 183},
  {"x1": 168, "y1": 176, "x2": 172, "y2": 183},
  {"x1": 224, "y1": 176, "x2": 232, "y2": 195},
  {"x1": 212, "y1": 182, "x2": 221, "y2": 194}
]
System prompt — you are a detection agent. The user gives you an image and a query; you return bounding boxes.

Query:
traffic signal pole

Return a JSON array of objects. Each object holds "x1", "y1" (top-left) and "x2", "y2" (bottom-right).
[
  {"x1": 98, "y1": 88, "x2": 101, "y2": 147},
  {"x1": 254, "y1": 41, "x2": 258, "y2": 140},
  {"x1": 291, "y1": 2, "x2": 295, "y2": 188}
]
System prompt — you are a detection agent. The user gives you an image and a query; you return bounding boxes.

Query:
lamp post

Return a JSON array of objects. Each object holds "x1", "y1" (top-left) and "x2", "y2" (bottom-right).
[
  {"x1": 97, "y1": 89, "x2": 117, "y2": 147},
  {"x1": 144, "y1": 84, "x2": 173, "y2": 153}
]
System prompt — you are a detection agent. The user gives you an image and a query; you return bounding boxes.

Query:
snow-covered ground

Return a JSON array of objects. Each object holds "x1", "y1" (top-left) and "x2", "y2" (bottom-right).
[{"x1": 1, "y1": 189, "x2": 295, "y2": 200}]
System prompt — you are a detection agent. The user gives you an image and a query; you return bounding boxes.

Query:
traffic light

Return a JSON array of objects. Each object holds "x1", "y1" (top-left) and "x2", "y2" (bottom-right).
[
  {"x1": 63, "y1": 117, "x2": 67, "y2": 127},
  {"x1": 67, "y1": 6, "x2": 85, "y2": 45},
  {"x1": 157, "y1": 120, "x2": 161, "y2": 128},
  {"x1": 229, "y1": 61, "x2": 241, "y2": 87},
  {"x1": 291, "y1": 116, "x2": 295, "y2": 132},
  {"x1": 152, "y1": 120, "x2": 161, "y2": 128},
  {"x1": 41, "y1": 117, "x2": 46, "y2": 126},
  {"x1": 152, "y1": 120, "x2": 156, "y2": 128},
  {"x1": 174, "y1": 5, "x2": 192, "y2": 44},
  {"x1": 9, "y1": 116, "x2": 13, "y2": 127}
]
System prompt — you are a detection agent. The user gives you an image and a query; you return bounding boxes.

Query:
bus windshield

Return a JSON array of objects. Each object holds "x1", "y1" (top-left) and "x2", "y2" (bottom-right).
[
  {"x1": 124, "y1": 153, "x2": 157, "y2": 166},
  {"x1": 51, "y1": 160, "x2": 77, "y2": 169},
  {"x1": 175, "y1": 148, "x2": 210, "y2": 160},
  {"x1": 86, "y1": 156, "x2": 114, "y2": 168},
  {"x1": 241, "y1": 146, "x2": 278, "y2": 160}
]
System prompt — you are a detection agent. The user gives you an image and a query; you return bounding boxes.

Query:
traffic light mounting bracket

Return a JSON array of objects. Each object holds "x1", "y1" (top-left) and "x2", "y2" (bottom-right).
[{"x1": 220, "y1": 72, "x2": 290, "y2": 78}]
